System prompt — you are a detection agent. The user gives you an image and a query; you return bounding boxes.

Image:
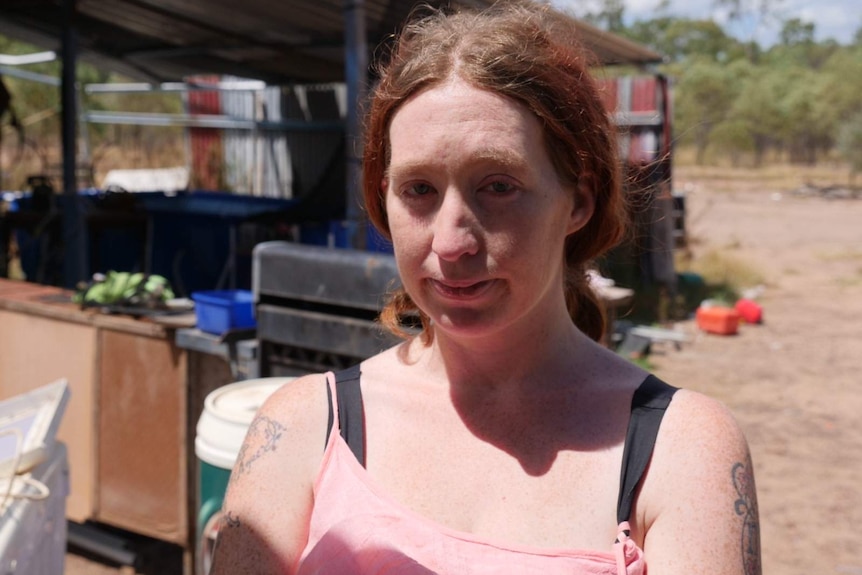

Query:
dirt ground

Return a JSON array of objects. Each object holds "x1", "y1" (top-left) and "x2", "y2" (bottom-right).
[
  {"x1": 64, "y1": 165, "x2": 862, "y2": 574},
  {"x1": 648, "y1": 166, "x2": 862, "y2": 574}
]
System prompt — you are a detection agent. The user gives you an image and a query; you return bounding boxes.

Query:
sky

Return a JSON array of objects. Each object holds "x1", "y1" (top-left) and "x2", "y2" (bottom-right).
[{"x1": 553, "y1": 0, "x2": 861, "y2": 46}]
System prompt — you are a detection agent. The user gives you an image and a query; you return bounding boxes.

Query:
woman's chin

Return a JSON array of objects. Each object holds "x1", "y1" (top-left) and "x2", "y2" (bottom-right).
[{"x1": 430, "y1": 308, "x2": 508, "y2": 340}]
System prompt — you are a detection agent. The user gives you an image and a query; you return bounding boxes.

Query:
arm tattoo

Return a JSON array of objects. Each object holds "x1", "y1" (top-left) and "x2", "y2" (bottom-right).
[
  {"x1": 229, "y1": 415, "x2": 286, "y2": 486},
  {"x1": 732, "y1": 461, "x2": 761, "y2": 575}
]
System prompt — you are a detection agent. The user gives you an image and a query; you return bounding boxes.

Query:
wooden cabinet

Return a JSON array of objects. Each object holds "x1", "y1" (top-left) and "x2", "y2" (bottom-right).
[
  {"x1": 0, "y1": 279, "x2": 195, "y2": 549},
  {"x1": 97, "y1": 328, "x2": 188, "y2": 544}
]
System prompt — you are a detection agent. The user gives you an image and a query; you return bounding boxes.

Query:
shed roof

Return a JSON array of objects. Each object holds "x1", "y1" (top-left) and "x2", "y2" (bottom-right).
[{"x1": 0, "y1": 0, "x2": 661, "y2": 84}]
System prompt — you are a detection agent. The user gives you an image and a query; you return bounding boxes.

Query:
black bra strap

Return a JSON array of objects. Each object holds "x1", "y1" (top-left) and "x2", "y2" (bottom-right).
[
  {"x1": 616, "y1": 375, "x2": 678, "y2": 525},
  {"x1": 325, "y1": 364, "x2": 366, "y2": 467}
]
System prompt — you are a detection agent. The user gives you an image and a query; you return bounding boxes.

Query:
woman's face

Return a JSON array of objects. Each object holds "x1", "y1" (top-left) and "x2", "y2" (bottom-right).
[{"x1": 383, "y1": 78, "x2": 593, "y2": 341}]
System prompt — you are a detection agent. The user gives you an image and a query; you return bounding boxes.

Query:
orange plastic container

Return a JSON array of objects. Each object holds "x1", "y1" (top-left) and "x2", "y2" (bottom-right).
[{"x1": 696, "y1": 306, "x2": 741, "y2": 335}]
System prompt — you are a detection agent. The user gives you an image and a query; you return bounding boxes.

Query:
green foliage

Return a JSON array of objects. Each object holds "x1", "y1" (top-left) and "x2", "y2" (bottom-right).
[
  {"x1": 837, "y1": 111, "x2": 862, "y2": 176},
  {"x1": 673, "y1": 59, "x2": 740, "y2": 163},
  {"x1": 779, "y1": 69, "x2": 833, "y2": 163},
  {"x1": 818, "y1": 46, "x2": 862, "y2": 124},
  {"x1": 581, "y1": 0, "x2": 627, "y2": 34},
  {"x1": 618, "y1": 7, "x2": 860, "y2": 170},
  {"x1": 779, "y1": 18, "x2": 815, "y2": 46},
  {"x1": 73, "y1": 271, "x2": 175, "y2": 308},
  {"x1": 709, "y1": 120, "x2": 755, "y2": 161},
  {"x1": 625, "y1": 18, "x2": 738, "y2": 62}
]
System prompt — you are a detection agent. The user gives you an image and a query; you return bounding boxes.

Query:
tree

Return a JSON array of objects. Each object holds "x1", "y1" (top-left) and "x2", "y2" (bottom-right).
[
  {"x1": 768, "y1": 18, "x2": 839, "y2": 68},
  {"x1": 723, "y1": 65, "x2": 787, "y2": 165},
  {"x1": 713, "y1": 0, "x2": 786, "y2": 59},
  {"x1": 563, "y1": 0, "x2": 627, "y2": 33},
  {"x1": 779, "y1": 68, "x2": 831, "y2": 164},
  {"x1": 593, "y1": 0, "x2": 626, "y2": 33},
  {"x1": 779, "y1": 17, "x2": 814, "y2": 45},
  {"x1": 812, "y1": 45, "x2": 862, "y2": 155},
  {"x1": 704, "y1": 60, "x2": 756, "y2": 164},
  {"x1": 673, "y1": 58, "x2": 739, "y2": 163},
  {"x1": 837, "y1": 111, "x2": 862, "y2": 185},
  {"x1": 626, "y1": 17, "x2": 738, "y2": 63}
]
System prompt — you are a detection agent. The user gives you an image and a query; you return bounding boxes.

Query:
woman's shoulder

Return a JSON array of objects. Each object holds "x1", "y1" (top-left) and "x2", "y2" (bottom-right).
[
  {"x1": 636, "y1": 386, "x2": 760, "y2": 573},
  {"x1": 646, "y1": 387, "x2": 752, "y2": 485},
  {"x1": 247, "y1": 371, "x2": 335, "y2": 475},
  {"x1": 659, "y1": 388, "x2": 750, "y2": 456},
  {"x1": 257, "y1": 371, "x2": 330, "y2": 420},
  {"x1": 225, "y1": 371, "x2": 332, "y2": 497}
]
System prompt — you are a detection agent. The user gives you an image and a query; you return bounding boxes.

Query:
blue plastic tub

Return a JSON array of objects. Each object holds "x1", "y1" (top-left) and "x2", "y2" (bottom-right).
[{"x1": 191, "y1": 290, "x2": 256, "y2": 335}]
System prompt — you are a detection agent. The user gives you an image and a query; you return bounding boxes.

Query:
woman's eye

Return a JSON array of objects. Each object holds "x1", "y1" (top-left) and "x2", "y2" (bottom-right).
[
  {"x1": 406, "y1": 182, "x2": 434, "y2": 196},
  {"x1": 483, "y1": 181, "x2": 516, "y2": 195}
]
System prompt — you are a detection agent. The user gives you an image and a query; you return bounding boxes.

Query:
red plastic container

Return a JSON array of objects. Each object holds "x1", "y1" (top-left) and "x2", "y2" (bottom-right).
[
  {"x1": 734, "y1": 299, "x2": 763, "y2": 324},
  {"x1": 696, "y1": 306, "x2": 740, "y2": 335}
]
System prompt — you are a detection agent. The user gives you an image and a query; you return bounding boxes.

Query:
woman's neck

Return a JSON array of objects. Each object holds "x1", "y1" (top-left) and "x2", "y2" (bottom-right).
[{"x1": 417, "y1": 311, "x2": 598, "y2": 394}]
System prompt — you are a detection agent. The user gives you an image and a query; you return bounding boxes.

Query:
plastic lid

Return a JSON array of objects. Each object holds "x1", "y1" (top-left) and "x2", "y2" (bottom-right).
[{"x1": 195, "y1": 378, "x2": 293, "y2": 469}]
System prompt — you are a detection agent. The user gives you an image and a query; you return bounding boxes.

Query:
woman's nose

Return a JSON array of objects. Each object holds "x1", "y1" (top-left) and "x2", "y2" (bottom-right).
[{"x1": 431, "y1": 191, "x2": 480, "y2": 261}]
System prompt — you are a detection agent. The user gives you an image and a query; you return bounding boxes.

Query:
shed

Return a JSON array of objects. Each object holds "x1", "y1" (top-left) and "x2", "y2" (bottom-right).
[{"x1": 0, "y1": 0, "x2": 662, "y2": 284}]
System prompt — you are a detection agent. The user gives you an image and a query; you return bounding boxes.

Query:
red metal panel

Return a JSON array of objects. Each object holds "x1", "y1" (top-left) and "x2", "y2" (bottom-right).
[
  {"x1": 187, "y1": 76, "x2": 224, "y2": 191},
  {"x1": 630, "y1": 76, "x2": 657, "y2": 113}
]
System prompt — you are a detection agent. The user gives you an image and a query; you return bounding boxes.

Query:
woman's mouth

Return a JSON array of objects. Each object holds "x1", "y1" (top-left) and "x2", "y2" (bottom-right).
[{"x1": 429, "y1": 279, "x2": 496, "y2": 299}]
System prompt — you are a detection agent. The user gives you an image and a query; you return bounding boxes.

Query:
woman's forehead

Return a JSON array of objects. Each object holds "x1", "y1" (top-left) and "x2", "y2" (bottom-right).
[{"x1": 386, "y1": 79, "x2": 546, "y2": 171}]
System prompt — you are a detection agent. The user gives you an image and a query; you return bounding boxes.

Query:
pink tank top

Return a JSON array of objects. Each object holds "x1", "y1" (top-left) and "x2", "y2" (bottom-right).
[{"x1": 295, "y1": 375, "x2": 648, "y2": 575}]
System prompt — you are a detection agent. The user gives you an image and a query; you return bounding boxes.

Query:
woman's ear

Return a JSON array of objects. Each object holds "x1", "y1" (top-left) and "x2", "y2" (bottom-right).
[{"x1": 566, "y1": 179, "x2": 595, "y2": 236}]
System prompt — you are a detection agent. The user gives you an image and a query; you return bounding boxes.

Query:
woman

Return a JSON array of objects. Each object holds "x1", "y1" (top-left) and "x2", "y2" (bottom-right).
[{"x1": 211, "y1": 3, "x2": 761, "y2": 574}]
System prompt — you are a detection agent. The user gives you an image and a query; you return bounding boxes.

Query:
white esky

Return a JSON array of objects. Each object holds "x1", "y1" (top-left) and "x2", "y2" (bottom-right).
[{"x1": 553, "y1": 0, "x2": 860, "y2": 46}]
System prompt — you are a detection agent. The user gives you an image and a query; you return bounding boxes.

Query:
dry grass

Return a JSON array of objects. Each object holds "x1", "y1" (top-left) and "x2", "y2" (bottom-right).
[
  {"x1": 815, "y1": 249, "x2": 862, "y2": 262},
  {"x1": 837, "y1": 272, "x2": 862, "y2": 288},
  {"x1": 675, "y1": 248, "x2": 765, "y2": 304},
  {"x1": 674, "y1": 146, "x2": 855, "y2": 191},
  {"x1": 0, "y1": 124, "x2": 185, "y2": 192}
]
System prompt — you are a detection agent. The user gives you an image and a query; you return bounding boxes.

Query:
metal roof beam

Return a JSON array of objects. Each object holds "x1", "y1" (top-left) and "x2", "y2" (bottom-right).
[{"x1": 343, "y1": 0, "x2": 367, "y2": 246}]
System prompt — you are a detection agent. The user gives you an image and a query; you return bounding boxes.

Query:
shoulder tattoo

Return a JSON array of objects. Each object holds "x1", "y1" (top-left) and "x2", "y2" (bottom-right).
[
  {"x1": 222, "y1": 510, "x2": 241, "y2": 529},
  {"x1": 732, "y1": 460, "x2": 761, "y2": 575},
  {"x1": 230, "y1": 415, "x2": 286, "y2": 485}
]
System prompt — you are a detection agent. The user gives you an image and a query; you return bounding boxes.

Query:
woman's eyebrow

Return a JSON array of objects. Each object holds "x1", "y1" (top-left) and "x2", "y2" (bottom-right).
[
  {"x1": 385, "y1": 160, "x2": 434, "y2": 183},
  {"x1": 386, "y1": 148, "x2": 529, "y2": 181}
]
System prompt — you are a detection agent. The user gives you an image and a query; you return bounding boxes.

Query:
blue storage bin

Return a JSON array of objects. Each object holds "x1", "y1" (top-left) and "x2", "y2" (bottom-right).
[{"x1": 192, "y1": 290, "x2": 256, "y2": 335}]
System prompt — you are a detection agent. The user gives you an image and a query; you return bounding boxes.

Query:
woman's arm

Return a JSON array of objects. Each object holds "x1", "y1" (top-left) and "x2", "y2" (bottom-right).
[
  {"x1": 639, "y1": 390, "x2": 761, "y2": 575},
  {"x1": 209, "y1": 373, "x2": 330, "y2": 575}
]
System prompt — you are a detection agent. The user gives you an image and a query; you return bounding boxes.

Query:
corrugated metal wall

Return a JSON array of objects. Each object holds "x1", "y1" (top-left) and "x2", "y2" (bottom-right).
[
  {"x1": 597, "y1": 75, "x2": 667, "y2": 166},
  {"x1": 221, "y1": 78, "x2": 293, "y2": 197},
  {"x1": 185, "y1": 78, "x2": 344, "y2": 200},
  {"x1": 186, "y1": 76, "x2": 224, "y2": 191}
]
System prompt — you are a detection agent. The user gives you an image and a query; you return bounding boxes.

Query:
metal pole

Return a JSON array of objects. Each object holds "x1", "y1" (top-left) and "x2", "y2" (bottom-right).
[
  {"x1": 344, "y1": 0, "x2": 367, "y2": 249},
  {"x1": 61, "y1": 0, "x2": 85, "y2": 287}
]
